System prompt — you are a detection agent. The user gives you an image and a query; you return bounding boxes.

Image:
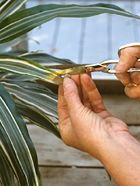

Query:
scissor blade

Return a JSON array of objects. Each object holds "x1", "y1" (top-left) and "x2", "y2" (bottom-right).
[
  {"x1": 56, "y1": 66, "x2": 87, "y2": 76},
  {"x1": 55, "y1": 63, "x2": 108, "y2": 76},
  {"x1": 48, "y1": 64, "x2": 87, "y2": 69}
]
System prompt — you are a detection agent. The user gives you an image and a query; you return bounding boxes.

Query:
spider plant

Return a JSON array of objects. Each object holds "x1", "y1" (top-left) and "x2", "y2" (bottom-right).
[{"x1": 0, "y1": 0, "x2": 140, "y2": 185}]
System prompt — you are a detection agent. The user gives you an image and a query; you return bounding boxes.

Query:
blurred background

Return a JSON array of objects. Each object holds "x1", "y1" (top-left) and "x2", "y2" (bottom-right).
[{"x1": 26, "y1": 0, "x2": 140, "y2": 79}]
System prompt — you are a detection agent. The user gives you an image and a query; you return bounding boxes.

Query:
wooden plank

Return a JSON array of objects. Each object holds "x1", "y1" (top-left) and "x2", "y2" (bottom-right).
[
  {"x1": 28, "y1": 125, "x2": 140, "y2": 167},
  {"x1": 28, "y1": 125, "x2": 102, "y2": 167},
  {"x1": 103, "y1": 95, "x2": 140, "y2": 125},
  {"x1": 39, "y1": 167, "x2": 116, "y2": 186}
]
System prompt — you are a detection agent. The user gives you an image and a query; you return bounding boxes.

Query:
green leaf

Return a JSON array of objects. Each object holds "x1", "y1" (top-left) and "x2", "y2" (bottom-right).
[
  {"x1": 0, "y1": 55, "x2": 63, "y2": 84},
  {"x1": 0, "y1": 84, "x2": 41, "y2": 186},
  {"x1": 20, "y1": 52, "x2": 74, "y2": 66},
  {"x1": 7, "y1": 51, "x2": 75, "y2": 68},
  {"x1": 16, "y1": 100, "x2": 60, "y2": 138},
  {"x1": 3, "y1": 82, "x2": 58, "y2": 118},
  {"x1": 2, "y1": 80, "x2": 60, "y2": 137},
  {"x1": 0, "y1": 3, "x2": 140, "y2": 43},
  {"x1": 0, "y1": 147, "x2": 15, "y2": 186},
  {"x1": 0, "y1": 0, "x2": 27, "y2": 22}
]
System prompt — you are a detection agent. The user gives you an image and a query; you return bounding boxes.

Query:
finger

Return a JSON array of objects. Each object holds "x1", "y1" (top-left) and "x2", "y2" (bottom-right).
[
  {"x1": 115, "y1": 72, "x2": 131, "y2": 86},
  {"x1": 116, "y1": 47, "x2": 140, "y2": 73},
  {"x1": 134, "y1": 61, "x2": 140, "y2": 68},
  {"x1": 58, "y1": 84, "x2": 69, "y2": 124},
  {"x1": 63, "y1": 77, "x2": 84, "y2": 115},
  {"x1": 130, "y1": 72, "x2": 140, "y2": 85},
  {"x1": 80, "y1": 74, "x2": 92, "y2": 109},
  {"x1": 71, "y1": 75, "x2": 83, "y2": 101},
  {"x1": 115, "y1": 47, "x2": 140, "y2": 86},
  {"x1": 124, "y1": 71, "x2": 140, "y2": 98},
  {"x1": 81, "y1": 74, "x2": 109, "y2": 115},
  {"x1": 58, "y1": 83, "x2": 83, "y2": 149},
  {"x1": 125, "y1": 84, "x2": 140, "y2": 98},
  {"x1": 115, "y1": 61, "x2": 140, "y2": 88}
]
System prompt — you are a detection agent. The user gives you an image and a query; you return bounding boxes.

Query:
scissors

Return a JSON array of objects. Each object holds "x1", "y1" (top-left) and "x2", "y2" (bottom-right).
[
  {"x1": 55, "y1": 43, "x2": 140, "y2": 76},
  {"x1": 53, "y1": 58, "x2": 140, "y2": 77},
  {"x1": 48, "y1": 43, "x2": 140, "y2": 84}
]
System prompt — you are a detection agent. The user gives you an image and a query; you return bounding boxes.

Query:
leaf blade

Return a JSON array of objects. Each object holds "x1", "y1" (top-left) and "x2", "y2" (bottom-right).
[
  {"x1": 0, "y1": 84, "x2": 41, "y2": 186},
  {"x1": 0, "y1": 55, "x2": 62, "y2": 84},
  {"x1": 3, "y1": 82, "x2": 58, "y2": 118},
  {"x1": 0, "y1": 3, "x2": 140, "y2": 43},
  {"x1": 0, "y1": 0, "x2": 27, "y2": 22},
  {"x1": 16, "y1": 100, "x2": 60, "y2": 138}
]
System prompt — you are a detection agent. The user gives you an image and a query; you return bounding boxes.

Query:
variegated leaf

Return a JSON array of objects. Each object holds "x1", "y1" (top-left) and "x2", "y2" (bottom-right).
[
  {"x1": 20, "y1": 52, "x2": 74, "y2": 66},
  {"x1": 0, "y1": 0, "x2": 27, "y2": 22},
  {"x1": 3, "y1": 82, "x2": 58, "y2": 118},
  {"x1": 0, "y1": 147, "x2": 15, "y2": 186},
  {"x1": 0, "y1": 55, "x2": 63, "y2": 84},
  {"x1": 0, "y1": 3, "x2": 140, "y2": 43},
  {"x1": 0, "y1": 84, "x2": 41, "y2": 186},
  {"x1": 16, "y1": 100, "x2": 60, "y2": 138}
]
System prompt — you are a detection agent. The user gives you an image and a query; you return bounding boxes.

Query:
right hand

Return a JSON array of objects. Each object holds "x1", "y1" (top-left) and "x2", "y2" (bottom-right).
[{"x1": 116, "y1": 44, "x2": 140, "y2": 98}]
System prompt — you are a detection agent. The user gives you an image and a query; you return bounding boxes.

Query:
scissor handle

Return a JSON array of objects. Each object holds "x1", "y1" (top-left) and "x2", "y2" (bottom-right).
[
  {"x1": 118, "y1": 43, "x2": 140, "y2": 56},
  {"x1": 101, "y1": 59, "x2": 140, "y2": 74},
  {"x1": 101, "y1": 59, "x2": 140, "y2": 66}
]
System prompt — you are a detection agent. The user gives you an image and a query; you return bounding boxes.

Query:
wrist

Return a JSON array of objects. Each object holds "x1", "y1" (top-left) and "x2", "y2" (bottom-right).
[
  {"x1": 89, "y1": 128, "x2": 140, "y2": 162},
  {"x1": 96, "y1": 130, "x2": 140, "y2": 186},
  {"x1": 96, "y1": 129, "x2": 140, "y2": 169}
]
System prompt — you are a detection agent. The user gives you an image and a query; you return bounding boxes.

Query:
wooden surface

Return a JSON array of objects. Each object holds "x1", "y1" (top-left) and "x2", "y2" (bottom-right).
[
  {"x1": 103, "y1": 94, "x2": 140, "y2": 125},
  {"x1": 39, "y1": 167, "x2": 116, "y2": 186}
]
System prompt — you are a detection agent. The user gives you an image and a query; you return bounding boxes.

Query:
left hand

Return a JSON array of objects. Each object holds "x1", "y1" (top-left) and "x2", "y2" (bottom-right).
[{"x1": 58, "y1": 74, "x2": 128, "y2": 159}]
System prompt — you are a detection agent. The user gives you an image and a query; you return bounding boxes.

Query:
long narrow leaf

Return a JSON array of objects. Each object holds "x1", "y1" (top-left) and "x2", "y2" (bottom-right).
[
  {"x1": 16, "y1": 100, "x2": 60, "y2": 138},
  {"x1": 6, "y1": 51, "x2": 75, "y2": 68},
  {"x1": 0, "y1": 3, "x2": 140, "y2": 43},
  {"x1": 0, "y1": 0, "x2": 27, "y2": 22},
  {"x1": 0, "y1": 55, "x2": 63, "y2": 84},
  {"x1": 0, "y1": 147, "x2": 15, "y2": 186},
  {"x1": 20, "y1": 52, "x2": 74, "y2": 66},
  {"x1": 3, "y1": 82, "x2": 58, "y2": 118},
  {"x1": 0, "y1": 84, "x2": 41, "y2": 186}
]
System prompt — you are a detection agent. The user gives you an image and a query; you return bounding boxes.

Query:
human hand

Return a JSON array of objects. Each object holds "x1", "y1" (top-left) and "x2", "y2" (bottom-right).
[
  {"x1": 58, "y1": 74, "x2": 128, "y2": 160},
  {"x1": 116, "y1": 44, "x2": 140, "y2": 98}
]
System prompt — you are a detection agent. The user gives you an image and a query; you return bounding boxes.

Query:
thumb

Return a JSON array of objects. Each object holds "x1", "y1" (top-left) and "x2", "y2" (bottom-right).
[{"x1": 63, "y1": 77, "x2": 83, "y2": 114}]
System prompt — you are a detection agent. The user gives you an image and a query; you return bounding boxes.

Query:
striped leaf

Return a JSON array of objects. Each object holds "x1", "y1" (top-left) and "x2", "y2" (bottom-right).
[
  {"x1": 3, "y1": 81, "x2": 60, "y2": 137},
  {"x1": 0, "y1": 0, "x2": 27, "y2": 22},
  {"x1": 16, "y1": 100, "x2": 60, "y2": 138},
  {"x1": 0, "y1": 3, "x2": 140, "y2": 43},
  {"x1": 0, "y1": 55, "x2": 63, "y2": 84},
  {"x1": 0, "y1": 147, "x2": 15, "y2": 186},
  {"x1": 20, "y1": 52, "x2": 74, "y2": 66},
  {"x1": 3, "y1": 82, "x2": 58, "y2": 118},
  {"x1": 0, "y1": 84, "x2": 41, "y2": 186}
]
